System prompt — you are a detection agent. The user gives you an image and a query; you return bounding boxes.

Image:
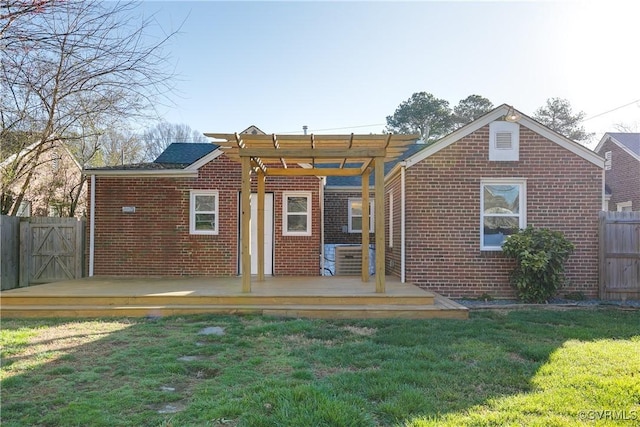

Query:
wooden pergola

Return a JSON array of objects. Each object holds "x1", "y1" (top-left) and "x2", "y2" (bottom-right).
[{"x1": 204, "y1": 132, "x2": 419, "y2": 293}]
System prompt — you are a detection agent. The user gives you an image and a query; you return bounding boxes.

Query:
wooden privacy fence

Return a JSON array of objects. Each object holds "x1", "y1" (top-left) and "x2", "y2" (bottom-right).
[
  {"x1": 1, "y1": 215, "x2": 20, "y2": 290},
  {"x1": 599, "y1": 211, "x2": 640, "y2": 300},
  {"x1": 0, "y1": 216, "x2": 85, "y2": 290}
]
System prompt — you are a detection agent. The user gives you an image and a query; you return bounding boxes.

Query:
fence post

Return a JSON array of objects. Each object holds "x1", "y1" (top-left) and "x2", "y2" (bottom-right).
[
  {"x1": 19, "y1": 219, "x2": 30, "y2": 287},
  {"x1": 598, "y1": 211, "x2": 606, "y2": 299}
]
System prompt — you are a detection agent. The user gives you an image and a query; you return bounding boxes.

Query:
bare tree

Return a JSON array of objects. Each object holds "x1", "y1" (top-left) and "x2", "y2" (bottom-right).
[
  {"x1": 0, "y1": 0, "x2": 57, "y2": 38},
  {"x1": 142, "y1": 121, "x2": 208, "y2": 161},
  {"x1": 1, "y1": 0, "x2": 178, "y2": 215},
  {"x1": 613, "y1": 122, "x2": 639, "y2": 133}
]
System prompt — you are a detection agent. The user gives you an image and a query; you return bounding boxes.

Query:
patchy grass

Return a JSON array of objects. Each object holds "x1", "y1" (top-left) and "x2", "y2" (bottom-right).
[{"x1": 1, "y1": 309, "x2": 638, "y2": 426}]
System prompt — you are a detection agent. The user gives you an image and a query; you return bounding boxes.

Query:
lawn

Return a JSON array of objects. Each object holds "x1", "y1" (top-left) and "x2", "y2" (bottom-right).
[{"x1": 1, "y1": 308, "x2": 639, "y2": 426}]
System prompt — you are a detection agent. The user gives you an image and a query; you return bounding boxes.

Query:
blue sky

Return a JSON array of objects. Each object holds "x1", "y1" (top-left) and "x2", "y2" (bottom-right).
[{"x1": 141, "y1": 1, "x2": 640, "y2": 146}]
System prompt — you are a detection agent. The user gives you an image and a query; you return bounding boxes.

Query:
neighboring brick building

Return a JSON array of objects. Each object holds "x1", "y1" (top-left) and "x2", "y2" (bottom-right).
[
  {"x1": 1, "y1": 139, "x2": 86, "y2": 217},
  {"x1": 85, "y1": 140, "x2": 322, "y2": 277},
  {"x1": 595, "y1": 132, "x2": 640, "y2": 211},
  {"x1": 385, "y1": 105, "x2": 604, "y2": 298}
]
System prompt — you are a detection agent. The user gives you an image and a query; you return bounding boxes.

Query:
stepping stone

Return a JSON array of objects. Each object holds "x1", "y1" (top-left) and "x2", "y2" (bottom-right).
[
  {"x1": 178, "y1": 355, "x2": 203, "y2": 362},
  {"x1": 198, "y1": 326, "x2": 225, "y2": 336},
  {"x1": 158, "y1": 404, "x2": 184, "y2": 414},
  {"x1": 160, "y1": 386, "x2": 175, "y2": 392}
]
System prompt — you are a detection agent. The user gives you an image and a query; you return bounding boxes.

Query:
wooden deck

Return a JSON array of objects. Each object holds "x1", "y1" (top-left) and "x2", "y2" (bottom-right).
[{"x1": 0, "y1": 276, "x2": 468, "y2": 319}]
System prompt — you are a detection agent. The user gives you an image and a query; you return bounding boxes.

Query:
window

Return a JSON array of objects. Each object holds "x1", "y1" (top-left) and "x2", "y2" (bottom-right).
[
  {"x1": 481, "y1": 180, "x2": 526, "y2": 250},
  {"x1": 190, "y1": 190, "x2": 219, "y2": 235},
  {"x1": 51, "y1": 151, "x2": 61, "y2": 172},
  {"x1": 283, "y1": 192, "x2": 311, "y2": 236},
  {"x1": 16, "y1": 201, "x2": 31, "y2": 217},
  {"x1": 348, "y1": 198, "x2": 374, "y2": 233},
  {"x1": 489, "y1": 121, "x2": 519, "y2": 161},
  {"x1": 48, "y1": 204, "x2": 62, "y2": 217},
  {"x1": 604, "y1": 151, "x2": 612, "y2": 170},
  {"x1": 617, "y1": 201, "x2": 632, "y2": 212}
]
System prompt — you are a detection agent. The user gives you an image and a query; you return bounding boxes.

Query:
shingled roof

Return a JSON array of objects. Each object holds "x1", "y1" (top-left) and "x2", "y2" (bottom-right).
[
  {"x1": 154, "y1": 142, "x2": 219, "y2": 166},
  {"x1": 606, "y1": 133, "x2": 640, "y2": 157}
]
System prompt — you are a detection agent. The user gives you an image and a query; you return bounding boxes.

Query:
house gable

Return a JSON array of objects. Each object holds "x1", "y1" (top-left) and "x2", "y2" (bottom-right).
[
  {"x1": 387, "y1": 105, "x2": 603, "y2": 298},
  {"x1": 595, "y1": 133, "x2": 640, "y2": 162},
  {"x1": 404, "y1": 104, "x2": 604, "y2": 169}
]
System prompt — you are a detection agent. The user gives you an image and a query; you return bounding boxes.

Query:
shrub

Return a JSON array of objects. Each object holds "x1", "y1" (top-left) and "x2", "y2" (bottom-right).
[{"x1": 502, "y1": 226, "x2": 575, "y2": 303}]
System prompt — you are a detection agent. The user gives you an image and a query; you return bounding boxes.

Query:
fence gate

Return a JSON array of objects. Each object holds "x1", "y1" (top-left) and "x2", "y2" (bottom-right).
[
  {"x1": 599, "y1": 211, "x2": 640, "y2": 300},
  {"x1": 20, "y1": 217, "x2": 85, "y2": 286}
]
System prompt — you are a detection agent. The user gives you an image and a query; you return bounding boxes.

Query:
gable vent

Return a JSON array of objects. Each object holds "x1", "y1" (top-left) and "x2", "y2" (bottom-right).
[{"x1": 495, "y1": 132, "x2": 513, "y2": 149}]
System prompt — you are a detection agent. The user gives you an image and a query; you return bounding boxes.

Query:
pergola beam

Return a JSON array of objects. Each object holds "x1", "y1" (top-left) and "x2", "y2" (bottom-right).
[
  {"x1": 266, "y1": 167, "x2": 362, "y2": 177},
  {"x1": 240, "y1": 148, "x2": 387, "y2": 159},
  {"x1": 272, "y1": 134, "x2": 287, "y2": 169},
  {"x1": 361, "y1": 168, "x2": 370, "y2": 282},
  {"x1": 241, "y1": 156, "x2": 252, "y2": 293},
  {"x1": 374, "y1": 156, "x2": 385, "y2": 293}
]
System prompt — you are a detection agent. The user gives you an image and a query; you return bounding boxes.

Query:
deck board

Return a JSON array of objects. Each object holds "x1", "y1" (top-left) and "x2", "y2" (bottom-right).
[{"x1": 1, "y1": 276, "x2": 468, "y2": 320}]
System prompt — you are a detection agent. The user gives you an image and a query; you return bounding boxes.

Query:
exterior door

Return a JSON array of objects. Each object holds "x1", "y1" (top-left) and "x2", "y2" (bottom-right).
[{"x1": 239, "y1": 193, "x2": 274, "y2": 275}]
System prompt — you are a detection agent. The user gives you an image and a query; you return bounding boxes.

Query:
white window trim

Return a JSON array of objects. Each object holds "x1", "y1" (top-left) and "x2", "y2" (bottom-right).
[
  {"x1": 190, "y1": 190, "x2": 219, "y2": 235},
  {"x1": 617, "y1": 201, "x2": 632, "y2": 212},
  {"x1": 348, "y1": 198, "x2": 375, "y2": 233},
  {"x1": 480, "y1": 178, "x2": 527, "y2": 251},
  {"x1": 283, "y1": 191, "x2": 312, "y2": 236}
]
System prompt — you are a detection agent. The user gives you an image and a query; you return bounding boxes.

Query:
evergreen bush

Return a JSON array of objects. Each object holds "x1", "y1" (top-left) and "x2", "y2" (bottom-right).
[{"x1": 502, "y1": 226, "x2": 575, "y2": 303}]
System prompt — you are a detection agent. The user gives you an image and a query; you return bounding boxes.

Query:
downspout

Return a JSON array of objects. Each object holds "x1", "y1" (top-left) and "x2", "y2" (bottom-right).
[
  {"x1": 400, "y1": 165, "x2": 406, "y2": 283},
  {"x1": 89, "y1": 174, "x2": 95, "y2": 277},
  {"x1": 319, "y1": 177, "x2": 325, "y2": 275}
]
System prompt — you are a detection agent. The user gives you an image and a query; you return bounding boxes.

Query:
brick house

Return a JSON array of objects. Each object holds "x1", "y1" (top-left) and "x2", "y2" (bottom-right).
[
  {"x1": 85, "y1": 134, "x2": 323, "y2": 277},
  {"x1": 382, "y1": 104, "x2": 604, "y2": 298},
  {"x1": 595, "y1": 132, "x2": 640, "y2": 211}
]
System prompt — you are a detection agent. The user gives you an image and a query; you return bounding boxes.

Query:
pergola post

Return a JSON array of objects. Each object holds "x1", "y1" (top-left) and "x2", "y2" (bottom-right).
[
  {"x1": 257, "y1": 169, "x2": 266, "y2": 281},
  {"x1": 361, "y1": 168, "x2": 370, "y2": 282},
  {"x1": 374, "y1": 156, "x2": 385, "y2": 293},
  {"x1": 241, "y1": 156, "x2": 252, "y2": 292}
]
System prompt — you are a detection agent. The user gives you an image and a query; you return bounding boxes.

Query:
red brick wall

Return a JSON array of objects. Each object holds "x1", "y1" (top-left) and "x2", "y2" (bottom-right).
[
  {"x1": 324, "y1": 189, "x2": 375, "y2": 244},
  {"x1": 88, "y1": 155, "x2": 321, "y2": 277},
  {"x1": 598, "y1": 138, "x2": 640, "y2": 211},
  {"x1": 386, "y1": 178, "x2": 402, "y2": 277},
  {"x1": 393, "y1": 125, "x2": 602, "y2": 298}
]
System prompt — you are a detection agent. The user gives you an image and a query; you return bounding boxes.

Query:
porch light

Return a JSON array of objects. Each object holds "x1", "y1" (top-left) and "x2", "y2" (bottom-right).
[{"x1": 505, "y1": 106, "x2": 521, "y2": 122}]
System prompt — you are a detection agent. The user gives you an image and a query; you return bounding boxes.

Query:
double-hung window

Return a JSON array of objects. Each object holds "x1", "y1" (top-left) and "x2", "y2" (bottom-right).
[
  {"x1": 190, "y1": 190, "x2": 219, "y2": 235},
  {"x1": 480, "y1": 179, "x2": 526, "y2": 250},
  {"x1": 283, "y1": 192, "x2": 312, "y2": 236},
  {"x1": 348, "y1": 198, "x2": 374, "y2": 233}
]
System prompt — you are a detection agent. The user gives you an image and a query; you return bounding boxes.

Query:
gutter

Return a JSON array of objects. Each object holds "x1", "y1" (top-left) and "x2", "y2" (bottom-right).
[
  {"x1": 82, "y1": 169, "x2": 198, "y2": 178},
  {"x1": 400, "y1": 165, "x2": 406, "y2": 283}
]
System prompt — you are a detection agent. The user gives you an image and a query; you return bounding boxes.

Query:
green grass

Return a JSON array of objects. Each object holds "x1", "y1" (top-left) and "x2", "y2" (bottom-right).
[{"x1": 1, "y1": 309, "x2": 639, "y2": 426}]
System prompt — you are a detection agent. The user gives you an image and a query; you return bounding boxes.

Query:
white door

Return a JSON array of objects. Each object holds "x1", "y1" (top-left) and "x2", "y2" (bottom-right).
[{"x1": 239, "y1": 193, "x2": 274, "y2": 275}]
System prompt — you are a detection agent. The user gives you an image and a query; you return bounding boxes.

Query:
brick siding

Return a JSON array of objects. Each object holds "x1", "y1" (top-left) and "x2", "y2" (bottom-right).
[
  {"x1": 324, "y1": 189, "x2": 375, "y2": 245},
  {"x1": 388, "y1": 125, "x2": 602, "y2": 298},
  {"x1": 597, "y1": 138, "x2": 640, "y2": 211},
  {"x1": 88, "y1": 155, "x2": 321, "y2": 277}
]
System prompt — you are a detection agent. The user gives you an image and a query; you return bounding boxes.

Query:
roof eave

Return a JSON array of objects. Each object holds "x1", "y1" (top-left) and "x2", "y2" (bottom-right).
[{"x1": 82, "y1": 169, "x2": 198, "y2": 178}]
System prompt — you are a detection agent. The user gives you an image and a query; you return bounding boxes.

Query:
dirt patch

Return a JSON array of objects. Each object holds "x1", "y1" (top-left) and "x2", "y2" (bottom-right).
[
  {"x1": 284, "y1": 334, "x2": 336, "y2": 347},
  {"x1": 342, "y1": 325, "x2": 376, "y2": 336}
]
